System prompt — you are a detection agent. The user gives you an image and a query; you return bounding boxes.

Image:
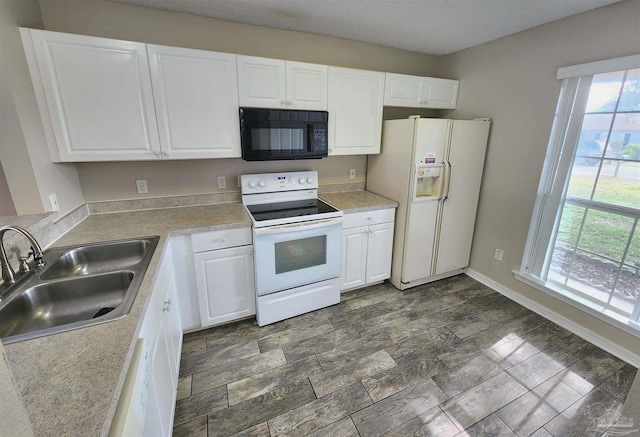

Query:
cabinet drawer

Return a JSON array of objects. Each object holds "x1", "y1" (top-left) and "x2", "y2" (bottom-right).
[
  {"x1": 343, "y1": 208, "x2": 395, "y2": 228},
  {"x1": 191, "y1": 227, "x2": 252, "y2": 253}
]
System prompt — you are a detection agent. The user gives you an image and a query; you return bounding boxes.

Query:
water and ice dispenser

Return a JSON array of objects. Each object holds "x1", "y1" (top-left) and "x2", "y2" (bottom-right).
[{"x1": 413, "y1": 164, "x2": 445, "y2": 201}]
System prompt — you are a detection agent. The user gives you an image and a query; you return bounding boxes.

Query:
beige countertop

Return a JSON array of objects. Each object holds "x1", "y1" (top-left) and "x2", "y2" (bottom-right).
[
  {"x1": 3, "y1": 192, "x2": 394, "y2": 436},
  {"x1": 320, "y1": 191, "x2": 398, "y2": 212},
  {"x1": 0, "y1": 212, "x2": 53, "y2": 229},
  {"x1": 4, "y1": 203, "x2": 250, "y2": 437}
]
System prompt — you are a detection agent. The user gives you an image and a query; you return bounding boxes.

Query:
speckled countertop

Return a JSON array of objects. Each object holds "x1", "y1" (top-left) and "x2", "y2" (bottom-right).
[
  {"x1": 3, "y1": 192, "x2": 395, "y2": 437},
  {"x1": 320, "y1": 191, "x2": 398, "y2": 212},
  {"x1": 4, "y1": 203, "x2": 250, "y2": 437},
  {"x1": 0, "y1": 212, "x2": 52, "y2": 229}
]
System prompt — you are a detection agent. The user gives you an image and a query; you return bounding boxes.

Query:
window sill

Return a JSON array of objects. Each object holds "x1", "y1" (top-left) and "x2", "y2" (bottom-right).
[{"x1": 513, "y1": 270, "x2": 640, "y2": 339}]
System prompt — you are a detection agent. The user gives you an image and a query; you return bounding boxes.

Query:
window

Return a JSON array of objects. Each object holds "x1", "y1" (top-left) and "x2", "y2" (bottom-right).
[{"x1": 518, "y1": 54, "x2": 640, "y2": 335}]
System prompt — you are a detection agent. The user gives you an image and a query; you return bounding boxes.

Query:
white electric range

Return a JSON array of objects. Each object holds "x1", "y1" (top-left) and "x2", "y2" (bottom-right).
[{"x1": 240, "y1": 171, "x2": 343, "y2": 326}]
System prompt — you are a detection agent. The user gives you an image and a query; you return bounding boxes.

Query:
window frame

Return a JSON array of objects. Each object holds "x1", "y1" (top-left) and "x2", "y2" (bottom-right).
[{"x1": 516, "y1": 54, "x2": 640, "y2": 337}]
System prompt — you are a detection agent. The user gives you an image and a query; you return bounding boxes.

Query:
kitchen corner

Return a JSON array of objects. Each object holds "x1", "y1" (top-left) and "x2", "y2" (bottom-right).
[
  {"x1": 3, "y1": 189, "x2": 395, "y2": 437},
  {"x1": 3, "y1": 202, "x2": 250, "y2": 436}
]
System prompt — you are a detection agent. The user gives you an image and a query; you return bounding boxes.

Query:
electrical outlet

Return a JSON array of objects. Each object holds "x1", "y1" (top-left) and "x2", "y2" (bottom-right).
[
  {"x1": 350, "y1": 169, "x2": 356, "y2": 179},
  {"x1": 494, "y1": 248, "x2": 504, "y2": 262},
  {"x1": 217, "y1": 176, "x2": 226, "y2": 189},
  {"x1": 49, "y1": 193, "x2": 59, "y2": 212},
  {"x1": 136, "y1": 179, "x2": 148, "y2": 194}
]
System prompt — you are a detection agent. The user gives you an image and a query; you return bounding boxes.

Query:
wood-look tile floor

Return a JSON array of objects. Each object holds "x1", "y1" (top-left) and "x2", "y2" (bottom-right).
[{"x1": 173, "y1": 275, "x2": 637, "y2": 437}]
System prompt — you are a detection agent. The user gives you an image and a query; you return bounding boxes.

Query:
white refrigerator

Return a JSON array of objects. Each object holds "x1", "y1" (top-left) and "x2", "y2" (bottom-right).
[{"x1": 367, "y1": 116, "x2": 490, "y2": 290}]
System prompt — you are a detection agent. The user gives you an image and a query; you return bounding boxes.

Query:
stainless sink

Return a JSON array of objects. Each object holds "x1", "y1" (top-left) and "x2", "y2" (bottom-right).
[
  {"x1": 0, "y1": 236, "x2": 159, "y2": 344},
  {"x1": 40, "y1": 238, "x2": 153, "y2": 280}
]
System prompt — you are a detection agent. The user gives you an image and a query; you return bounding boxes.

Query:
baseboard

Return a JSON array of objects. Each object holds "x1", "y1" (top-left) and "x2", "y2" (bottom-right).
[{"x1": 466, "y1": 269, "x2": 640, "y2": 367}]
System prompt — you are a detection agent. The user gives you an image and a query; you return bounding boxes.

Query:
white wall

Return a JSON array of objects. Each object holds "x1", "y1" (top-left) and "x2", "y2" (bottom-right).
[
  {"x1": 439, "y1": 0, "x2": 640, "y2": 358},
  {"x1": 0, "y1": 0, "x2": 84, "y2": 217},
  {"x1": 0, "y1": 164, "x2": 17, "y2": 216},
  {"x1": 0, "y1": 0, "x2": 41, "y2": 215}
]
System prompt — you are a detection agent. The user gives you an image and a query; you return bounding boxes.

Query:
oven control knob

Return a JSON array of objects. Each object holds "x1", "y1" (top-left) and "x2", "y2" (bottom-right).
[
  {"x1": 307, "y1": 177, "x2": 313, "y2": 184},
  {"x1": 249, "y1": 181, "x2": 256, "y2": 188},
  {"x1": 299, "y1": 178, "x2": 306, "y2": 184},
  {"x1": 258, "y1": 181, "x2": 266, "y2": 187}
]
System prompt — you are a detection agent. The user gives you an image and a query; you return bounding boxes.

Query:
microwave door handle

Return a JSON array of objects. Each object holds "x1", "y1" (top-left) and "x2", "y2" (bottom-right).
[
  {"x1": 254, "y1": 217, "x2": 343, "y2": 235},
  {"x1": 307, "y1": 124, "x2": 313, "y2": 152}
]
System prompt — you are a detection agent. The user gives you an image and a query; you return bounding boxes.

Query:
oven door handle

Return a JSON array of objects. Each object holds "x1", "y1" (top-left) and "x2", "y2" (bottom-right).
[{"x1": 253, "y1": 217, "x2": 343, "y2": 235}]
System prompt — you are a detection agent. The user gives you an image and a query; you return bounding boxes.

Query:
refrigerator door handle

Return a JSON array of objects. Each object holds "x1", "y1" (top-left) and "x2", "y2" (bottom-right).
[{"x1": 442, "y1": 162, "x2": 452, "y2": 201}]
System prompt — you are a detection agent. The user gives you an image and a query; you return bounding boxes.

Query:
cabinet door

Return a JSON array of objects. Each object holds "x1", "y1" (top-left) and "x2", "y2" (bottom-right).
[
  {"x1": 148, "y1": 45, "x2": 241, "y2": 159},
  {"x1": 328, "y1": 67, "x2": 384, "y2": 155},
  {"x1": 285, "y1": 61, "x2": 328, "y2": 110},
  {"x1": 27, "y1": 29, "x2": 161, "y2": 161},
  {"x1": 164, "y1": 270, "x2": 182, "y2": 373},
  {"x1": 423, "y1": 78, "x2": 459, "y2": 109},
  {"x1": 142, "y1": 247, "x2": 180, "y2": 437},
  {"x1": 194, "y1": 245, "x2": 256, "y2": 327},
  {"x1": 144, "y1": 315, "x2": 174, "y2": 437},
  {"x1": 237, "y1": 55, "x2": 286, "y2": 108},
  {"x1": 366, "y1": 222, "x2": 394, "y2": 284},
  {"x1": 383, "y1": 73, "x2": 424, "y2": 107},
  {"x1": 340, "y1": 226, "x2": 368, "y2": 291}
]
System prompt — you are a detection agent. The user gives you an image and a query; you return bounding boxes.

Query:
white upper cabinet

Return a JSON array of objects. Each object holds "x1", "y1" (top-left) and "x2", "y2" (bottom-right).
[
  {"x1": 424, "y1": 77, "x2": 459, "y2": 109},
  {"x1": 147, "y1": 45, "x2": 241, "y2": 159},
  {"x1": 23, "y1": 29, "x2": 161, "y2": 161},
  {"x1": 328, "y1": 67, "x2": 385, "y2": 155},
  {"x1": 21, "y1": 28, "x2": 462, "y2": 163},
  {"x1": 285, "y1": 61, "x2": 328, "y2": 110},
  {"x1": 384, "y1": 73, "x2": 458, "y2": 109},
  {"x1": 237, "y1": 55, "x2": 327, "y2": 110},
  {"x1": 21, "y1": 29, "x2": 243, "y2": 162}
]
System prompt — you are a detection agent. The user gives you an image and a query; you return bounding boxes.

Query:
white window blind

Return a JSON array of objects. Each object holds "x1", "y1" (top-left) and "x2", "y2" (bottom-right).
[{"x1": 517, "y1": 55, "x2": 640, "y2": 335}]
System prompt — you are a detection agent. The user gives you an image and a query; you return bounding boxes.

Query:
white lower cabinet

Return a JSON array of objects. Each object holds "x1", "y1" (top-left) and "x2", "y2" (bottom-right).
[
  {"x1": 341, "y1": 209, "x2": 395, "y2": 291},
  {"x1": 112, "y1": 241, "x2": 181, "y2": 437},
  {"x1": 144, "y1": 295, "x2": 176, "y2": 437},
  {"x1": 192, "y1": 228, "x2": 255, "y2": 327}
]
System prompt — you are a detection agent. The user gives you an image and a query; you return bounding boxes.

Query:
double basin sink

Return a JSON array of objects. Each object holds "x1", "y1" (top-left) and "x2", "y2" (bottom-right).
[{"x1": 0, "y1": 236, "x2": 159, "y2": 344}]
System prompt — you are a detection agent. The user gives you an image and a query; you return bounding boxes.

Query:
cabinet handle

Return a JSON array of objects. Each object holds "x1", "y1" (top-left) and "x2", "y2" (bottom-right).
[
  {"x1": 163, "y1": 299, "x2": 171, "y2": 312},
  {"x1": 153, "y1": 151, "x2": 161, "y2": 158},
  {"x1": 281, "y1": 100, "x2": 288, "y2": 106},
  {"x1": 367, "y1": 217, "x2": 372, "y2": 221}
]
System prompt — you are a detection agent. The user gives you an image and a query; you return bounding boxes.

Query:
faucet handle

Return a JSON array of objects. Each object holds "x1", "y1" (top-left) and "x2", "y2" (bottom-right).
[
  {"x1": 29, "y1": 247, "x2": 45, "y2": 267},
  {"x1": 18, "y1": 257, "x2": 31, "y2": 273}
]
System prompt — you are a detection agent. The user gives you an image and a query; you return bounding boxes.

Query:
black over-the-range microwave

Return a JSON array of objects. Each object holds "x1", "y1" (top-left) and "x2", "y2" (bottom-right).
[{"x1": 239, "y1": 107, "x2": 329, "y2": 161}]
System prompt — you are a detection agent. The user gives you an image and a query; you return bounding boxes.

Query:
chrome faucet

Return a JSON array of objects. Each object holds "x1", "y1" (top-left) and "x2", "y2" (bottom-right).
[{"x1": 0, "y1": 225, "x2": 45, "y2": 285}]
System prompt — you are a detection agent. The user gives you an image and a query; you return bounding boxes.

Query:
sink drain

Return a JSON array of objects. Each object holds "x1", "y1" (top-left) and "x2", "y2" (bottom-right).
[{"x1": 93, "y1": 307, "x2": 115, "y2": 318}]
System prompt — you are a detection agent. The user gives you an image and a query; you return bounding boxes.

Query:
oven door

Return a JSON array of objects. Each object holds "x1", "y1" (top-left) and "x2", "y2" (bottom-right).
[{"x1": 253, "y1": 217, "x2": 342, "y2": 296}]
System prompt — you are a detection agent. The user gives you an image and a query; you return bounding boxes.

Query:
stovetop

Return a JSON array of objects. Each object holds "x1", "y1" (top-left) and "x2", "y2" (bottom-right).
[
  {"x1": 246, "y1": 198, "x2": 340, "y2": 222},
  {"x1": 240, "y1": 171, "x2": 342, "y2": 228}
]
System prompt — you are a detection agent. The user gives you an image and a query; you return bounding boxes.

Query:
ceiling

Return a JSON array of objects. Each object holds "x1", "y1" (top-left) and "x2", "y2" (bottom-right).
[{"x1": 110, "y1": 0, "x2": 623, "y2": 55}]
